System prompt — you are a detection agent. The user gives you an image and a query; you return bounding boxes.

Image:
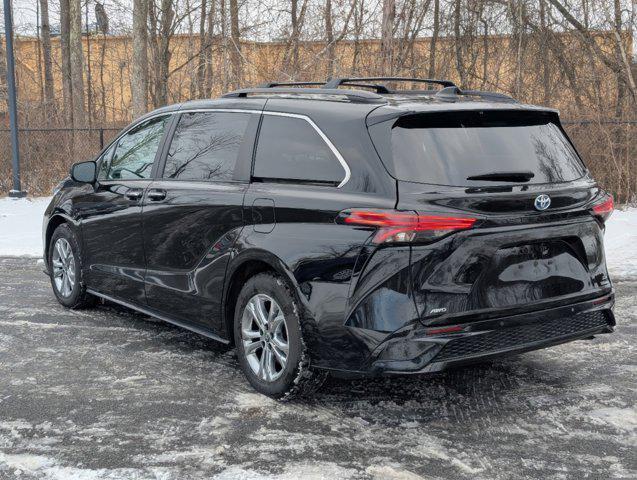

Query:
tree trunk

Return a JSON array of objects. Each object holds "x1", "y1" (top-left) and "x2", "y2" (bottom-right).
[
  {"x1": 59, "y1": 0, "x2": 74, "y2": 125},
  {"x1": 229, "y1": 0, "x2": 242, "y2": 88},
  {"x1": 154, "y1": 0, "x2": 174, "y2": 107},
  {"x1": 39, "y1": 0, "x2": 55, "y2": 112},
  {"x1": 220, "y1": 0, "x2": 229, "y2": 90},
  {"x1": 613, "y1": 0, "x2": 636, "y2": 116},
  {"x1": 380, "y1": 0, "x2": 395, "y2": 75},
  {"x1": 204, "y1": 0, "x2": 216, "y2": 96},
  {"x1": 325, "y1": 0, "x2": 334, "y2": 79},
  {"x1": 99, "y1": 34, "x2": 107, "y2": 121},
  {"x1": 539, "y1": 0, "x2": 551, "y2": 104},
  {"x1": 0, "y1": 32, "x2": 6, "y2": 104},
  {"x1": 69, "y1": 0, "x2": 86, "y2": 127},
  {"x1": 428, "y1": 0, "x2": 439, "y2": 78},
  {"x1": 132, "y1": 0, "x2": 149, "y2": 117},
  {"x1": 453, "y1": 0, "x2": 466, "y2": 86},
  {"x1": 351, "y1": 0, "x2": 363, "y2": 74},
  {"x1": 197, "y1": 0, "x2": 207, "y2": 98},
  {"x1": 285, "y1": 0, "x2": 300, "y2": 77}
]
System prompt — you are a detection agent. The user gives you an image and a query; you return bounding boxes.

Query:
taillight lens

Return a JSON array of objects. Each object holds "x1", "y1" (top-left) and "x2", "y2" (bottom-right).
[
  {"x1": 591, "y1": 194, "x2": 614, "y2": 223},
  {"x1": 337, "y1": 209, "x2": 477, "y2": 244}
]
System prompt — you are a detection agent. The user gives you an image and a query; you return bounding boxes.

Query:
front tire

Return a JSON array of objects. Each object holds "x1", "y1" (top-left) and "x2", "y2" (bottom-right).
[
  {"x1": 48, "y1": 223, "x2": 95, "y2": 309},
  {"x1": 234, "y1": 273, "x2": 326, "y2": 400}
]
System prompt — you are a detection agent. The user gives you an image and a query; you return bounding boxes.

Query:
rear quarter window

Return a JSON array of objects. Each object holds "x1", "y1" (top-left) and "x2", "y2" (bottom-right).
[
  {"x1": 368, "y1": 110, "x2": 587, "y2": 186},
  {"x1": 253, "y1": 115, "x2": 346, "y2": 185}
]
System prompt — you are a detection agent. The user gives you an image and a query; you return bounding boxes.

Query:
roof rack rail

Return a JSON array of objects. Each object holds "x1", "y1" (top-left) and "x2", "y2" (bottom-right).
[
  {"x1": 435, "y1": 86, "x2": 517, "y2": 103},
  {"x1": 258, "y1": 81, "x2": 325, "y2": 88},
  {"x1": 324, "y1": 77, "x2": 456, "y2": 93},
  {"x1": 222, "y1": 87, "x2": 386, "y2": 104}
]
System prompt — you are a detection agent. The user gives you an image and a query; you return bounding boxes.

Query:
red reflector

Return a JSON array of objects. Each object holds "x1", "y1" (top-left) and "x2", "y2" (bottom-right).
[
  {"x1": 426, "y1": 325, "x2": 463, "y2": 335},
  {"x1": 592, "y1": 295, "x2": 612, "y2": 305},
  {"x1": 340, "y1": 209, "x2": 477, "y2": 243}
]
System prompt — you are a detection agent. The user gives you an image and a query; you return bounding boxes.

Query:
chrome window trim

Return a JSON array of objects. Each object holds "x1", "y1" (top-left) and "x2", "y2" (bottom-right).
[
  {"x1": 100, "y1": 112, "x2": 173, "y2": 181},
  {"x1": 258, "y1": 111, "x2": 351, "y2": 188},
  {"x1": 175, "y1": 108, "x2": 351, "y2": 188},
  {"x1": 107, "y1": 108, "x2": 352, "y2": 188}
]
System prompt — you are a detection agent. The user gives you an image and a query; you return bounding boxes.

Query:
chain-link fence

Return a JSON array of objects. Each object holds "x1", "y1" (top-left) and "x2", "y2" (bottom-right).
[
  {"x1": 0, "y1": 127, "x2": 122, "y2": 196},
  {"x1": 562, "y1": 120, "x2": 637, "y2": 205},
  {"x1": 0, "y1": 121, "x2": 636, "y2": 202}
]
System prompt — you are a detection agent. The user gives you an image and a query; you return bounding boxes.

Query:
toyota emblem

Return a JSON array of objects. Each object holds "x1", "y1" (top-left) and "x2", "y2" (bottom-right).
[{"x1": 534, "y1": 194, "x2": 551, "y2": 211}]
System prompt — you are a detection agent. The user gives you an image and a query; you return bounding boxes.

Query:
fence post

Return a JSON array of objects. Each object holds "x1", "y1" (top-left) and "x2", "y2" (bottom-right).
[
  {"x1": 99, "y1": 128, "x2": 104, "y2": 149},
  {"x1": 3, "y1": 0, "x2": 26, "y2": 197}
]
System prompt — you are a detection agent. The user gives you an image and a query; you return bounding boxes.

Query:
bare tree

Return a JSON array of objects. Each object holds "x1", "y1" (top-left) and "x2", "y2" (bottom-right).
[
  {"x1": 229, "y1": 0, "x2": 242, "y2": 87},
  {"x1": 282, "y1": 0, "x2": 308, "y2": 77},
  {"x1": 325, "y1": 0, "x2": 334, "y2": 78},
  {"x1": 196, "y1": 0, "x2": 208, "y2": 97},
  {"x1": 39, "y1": 0, "x2": 55, "y2": 112},
  {"x1": 59, "y1": 0, "x2": 74, "y2": 125},
  {"x1": 428, "y1": 0, "x2": 440, "y2": 78},
  {"x1": 381, "y1": 0, "x2": 395, "y2": 75},
  {"x1": 132, "y1": 0, "x2": 149, "y2": 116},
  {"x1": 0, "y1": 31, "x2": 6, "y2": 105},
  {"x1": 546, "y1": 0, "x2": 636, "y2": 109},
  {"x1": 149, "y1": 0, "x2": 175, "y2": 107},
  {"x1": 323, "y1": 0, "x2": 356, "y2": 79},
  {"x1": 453, "y1": 0, "x2": 466, "y2": 86},
  {"x1": 69, "y1": 0, "x2": 86, "y2": 127}
]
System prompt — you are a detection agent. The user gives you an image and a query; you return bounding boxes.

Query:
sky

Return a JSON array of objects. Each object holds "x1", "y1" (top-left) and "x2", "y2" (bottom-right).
[
  {"x1": 3, "y1": 0, "x2": 637, "y2": 57},
  {"x1": 10, "y1": 0, "x2": 130, "y2": 36}
]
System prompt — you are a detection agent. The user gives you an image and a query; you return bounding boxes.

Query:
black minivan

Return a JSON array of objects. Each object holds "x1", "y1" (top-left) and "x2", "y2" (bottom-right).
[{"x1": 44, "y1": 78, "x2": 615, "y2": 399}]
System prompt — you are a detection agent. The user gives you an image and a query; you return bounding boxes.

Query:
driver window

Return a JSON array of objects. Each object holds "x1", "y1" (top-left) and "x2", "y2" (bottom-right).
[
  {"x1": 96, "y1": 143, "x2": 116, "y2": 180},
  {"x1": 106, "y1": 115, "x2": 170, "y2": 180}
]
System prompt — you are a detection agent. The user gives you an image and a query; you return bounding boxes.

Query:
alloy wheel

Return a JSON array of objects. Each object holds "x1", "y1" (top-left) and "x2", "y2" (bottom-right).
[
  {"x1": 52, "y1": 238, "x2": 76, "y2": 298},
  {"x1": 241, "y1": 294, "x2": 289, "y2": 382}
]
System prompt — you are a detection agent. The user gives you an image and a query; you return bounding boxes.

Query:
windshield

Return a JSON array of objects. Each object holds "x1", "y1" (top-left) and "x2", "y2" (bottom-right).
[{"x1": 369, "y1": 110, "x2": 587, "y2": 186}]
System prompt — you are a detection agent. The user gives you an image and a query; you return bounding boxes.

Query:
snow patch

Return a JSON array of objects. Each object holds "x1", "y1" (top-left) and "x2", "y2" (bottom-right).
[
  {"x1": 588, "y1": 407, "x2": 637, "y2": 433},
  {"x1": 604, "y1": 207, "x2": 637, "y2": 279},
  {"x1": 366, "y1": 464, "x2": 425, "y2": 480},
  {"x1": 214, "y1": 462, "x2": 358, "y2": 479},
  {"x1": 0, "y1": 196, "x2": 50, "y2": 257}
]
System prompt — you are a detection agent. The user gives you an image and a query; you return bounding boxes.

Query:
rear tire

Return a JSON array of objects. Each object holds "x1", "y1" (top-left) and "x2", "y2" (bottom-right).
[
  {"x1": 234, "y1": 272, "x2": 326, "y2": 400},
  {"x1": 48, "y1": 223, "x2": 96, "y2": 309}
]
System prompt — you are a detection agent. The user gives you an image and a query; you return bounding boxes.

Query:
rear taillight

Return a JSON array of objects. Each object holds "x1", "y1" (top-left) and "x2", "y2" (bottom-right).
[
  {"x1": 336, "y1": 209, "x2": 477, "y2": 244},
  {"x1": 591, "y1": 194, "x2": 614, "y2": 223}
]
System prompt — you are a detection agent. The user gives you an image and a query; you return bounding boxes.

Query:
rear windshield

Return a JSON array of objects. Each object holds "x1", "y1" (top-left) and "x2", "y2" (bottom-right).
[{"x1": 369, "y1": 110, "x2": 587, "y2": 186}]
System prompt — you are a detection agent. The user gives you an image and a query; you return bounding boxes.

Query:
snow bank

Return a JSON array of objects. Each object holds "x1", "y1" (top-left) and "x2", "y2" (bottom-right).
[
  {"x1": 603, "y1": 207, "x2": 637, "y2": 279},
  {"x1": 0, "y1": 196, "x2": 50, "y2": 257},
  {"x1": 0, "y1": 196, "x2": 636, "y2": 279}
]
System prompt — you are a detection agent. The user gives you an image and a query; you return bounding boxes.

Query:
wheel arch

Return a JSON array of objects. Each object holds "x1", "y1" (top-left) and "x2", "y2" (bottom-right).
[
  {"x1": 44, "y1": 213, "x2": 78, "y2": 263},
  {"x1": 222, "y1": 249, "x2": 301, "y2": 346}
]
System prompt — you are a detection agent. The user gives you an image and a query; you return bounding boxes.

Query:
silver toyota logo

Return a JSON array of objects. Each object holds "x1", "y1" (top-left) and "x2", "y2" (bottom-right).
[{"x1": 534, "y1": 194, "x2": 551, "y2": 211}]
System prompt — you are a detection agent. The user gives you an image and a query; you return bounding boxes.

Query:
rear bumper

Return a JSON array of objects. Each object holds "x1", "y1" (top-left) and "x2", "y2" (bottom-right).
[{"x1": 326, "y1": 295, "x2": 615, "y2": 376}]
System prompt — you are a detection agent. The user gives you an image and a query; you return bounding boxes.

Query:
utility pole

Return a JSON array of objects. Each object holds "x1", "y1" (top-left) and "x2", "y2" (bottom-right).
[{"x1": 3, "y1": 0, "x2": 26, "y2": 197}]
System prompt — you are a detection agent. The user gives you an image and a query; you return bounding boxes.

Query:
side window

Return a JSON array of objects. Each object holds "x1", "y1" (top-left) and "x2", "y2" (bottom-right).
[
  {"x1": 253, "y1": 115, "x2": 345, "y2": 184},
  {"x1": 97, "y1": 143, "x2": 116, "y2": 180},
  {"x1": 163, "y1": 112, "x2": 250, "y2": 181},
  {"x1": 106, "y1": 115, "x2": 170, "y2": 180}
]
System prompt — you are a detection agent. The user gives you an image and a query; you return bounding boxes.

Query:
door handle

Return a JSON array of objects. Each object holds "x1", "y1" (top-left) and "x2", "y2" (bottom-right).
[
  {"x1": 125, "y1": 188, "x2": 144, "y2": 201},
  {"x1": 147, "y1": 189, "x2": 167, "y2": 201}
]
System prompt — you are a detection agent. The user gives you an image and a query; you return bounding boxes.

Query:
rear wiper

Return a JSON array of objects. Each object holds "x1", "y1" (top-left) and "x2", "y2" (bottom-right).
[{"x1": 466, "y1": 171, "x2": 535, "y2": 182}]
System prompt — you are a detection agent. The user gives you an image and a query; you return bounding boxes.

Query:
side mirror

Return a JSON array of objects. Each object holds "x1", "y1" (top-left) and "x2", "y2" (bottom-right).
[{"x1": 70, "y1": 160, "x2": 97, "y2": 183}]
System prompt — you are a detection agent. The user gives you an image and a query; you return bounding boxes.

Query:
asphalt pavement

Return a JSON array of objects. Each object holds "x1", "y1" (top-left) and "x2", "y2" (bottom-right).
[{"x1": 0, "y1": 256, "x2": 635, "y2": 479}]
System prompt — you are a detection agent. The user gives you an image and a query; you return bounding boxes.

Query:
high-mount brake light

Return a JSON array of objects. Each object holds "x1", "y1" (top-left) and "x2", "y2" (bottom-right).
[
  {"x1": 591, "y1": 194, "x2": 614, "y2": 223},
  {"x1": 337, "y1": 209, "x2": 477, "y2": 244}
]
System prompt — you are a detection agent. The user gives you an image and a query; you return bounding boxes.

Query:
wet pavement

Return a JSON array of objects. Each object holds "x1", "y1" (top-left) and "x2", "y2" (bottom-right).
[{"x1": 0, "y1": 257, "x2": 635, "y2": 479}]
